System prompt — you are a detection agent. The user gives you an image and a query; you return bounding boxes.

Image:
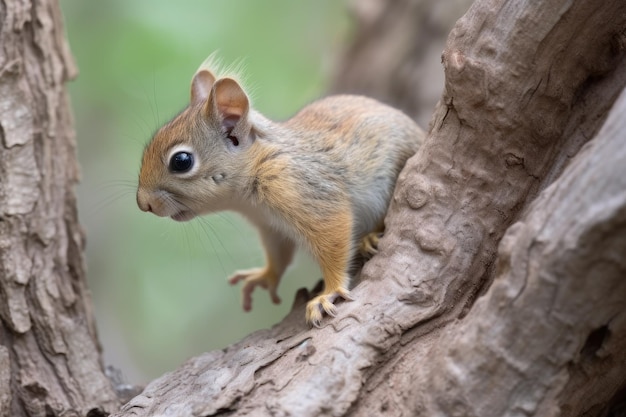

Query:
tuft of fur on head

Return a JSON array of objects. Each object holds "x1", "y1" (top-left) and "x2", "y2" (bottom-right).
[{"x1": 196, "y1": 52, "x2": 255, "y2": 104}]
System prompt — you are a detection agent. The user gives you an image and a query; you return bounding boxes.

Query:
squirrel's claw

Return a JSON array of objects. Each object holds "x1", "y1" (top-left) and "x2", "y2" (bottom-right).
[
  {"x1": 305, "y1": 287, "x2": 352, "y2": 327},
  {"x1": 359, "y1": 231, "x2": 383, "y2": 259}
]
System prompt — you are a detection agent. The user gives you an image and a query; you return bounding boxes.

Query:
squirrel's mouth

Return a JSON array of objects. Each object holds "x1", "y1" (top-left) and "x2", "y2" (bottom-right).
[{"x1": 171, "y1": 210, "x2": 196, "y2": 222}]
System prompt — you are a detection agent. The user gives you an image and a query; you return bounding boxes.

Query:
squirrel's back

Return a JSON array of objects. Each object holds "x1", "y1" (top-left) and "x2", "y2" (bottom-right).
[{"x1": 256, "y1": 95, "x2": 423, "y2": 240}]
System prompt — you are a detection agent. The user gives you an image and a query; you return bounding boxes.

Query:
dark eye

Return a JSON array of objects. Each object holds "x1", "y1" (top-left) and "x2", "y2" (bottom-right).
[{"x1": 169, "y1": 151, "x2": 194, "y2": 173}]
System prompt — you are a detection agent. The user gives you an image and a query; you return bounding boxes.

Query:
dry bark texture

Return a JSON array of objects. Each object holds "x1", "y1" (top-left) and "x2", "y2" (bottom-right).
[
  {"x1": 0, "y1": 1, "x2": 118, "y2": 416},
  {"x1": 114, "y1": 0, "x2": 626, "y2": 416},
  {"x1": 419, "y1": 89, "x2": 626, "y2": 415}
]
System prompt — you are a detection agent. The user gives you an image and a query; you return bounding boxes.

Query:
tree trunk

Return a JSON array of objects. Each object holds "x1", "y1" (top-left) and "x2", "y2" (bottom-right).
[
  {"x1": 113, "y1": 0, "x2": 626, "y2": 416},
  {"x1": 0, "y1": 1, "x2": 118, "y2": 416}
]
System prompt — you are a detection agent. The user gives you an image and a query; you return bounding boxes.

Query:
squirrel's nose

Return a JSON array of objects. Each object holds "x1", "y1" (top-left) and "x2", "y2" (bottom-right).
[{"x1": 136, "y1": 189, "x2": 153, "y2": 213}]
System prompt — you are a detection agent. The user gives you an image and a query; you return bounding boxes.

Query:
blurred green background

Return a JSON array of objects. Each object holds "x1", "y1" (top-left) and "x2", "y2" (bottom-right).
[{"x1": 60, "y1": 0, "x2": 351, "y2": 384}]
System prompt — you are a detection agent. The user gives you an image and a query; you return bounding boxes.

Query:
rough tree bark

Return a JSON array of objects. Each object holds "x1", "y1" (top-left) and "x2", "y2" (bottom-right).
[
  {"x1": 0, "y1": 1, "x2": 118, "y2": 416},
  {"x1": 113, "y1": 0, "x2": 626, "y2": 416}
]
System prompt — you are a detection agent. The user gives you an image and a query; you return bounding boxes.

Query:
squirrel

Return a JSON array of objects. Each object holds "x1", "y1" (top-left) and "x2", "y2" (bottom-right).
[{"x1": 136, "y1": 58, "x2": 424, "y2": 326}]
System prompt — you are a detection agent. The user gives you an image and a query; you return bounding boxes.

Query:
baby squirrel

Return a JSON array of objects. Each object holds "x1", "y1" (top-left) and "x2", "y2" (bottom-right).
[{"x1": 136, "y1": 58, "x2": 424, "y2": 326}]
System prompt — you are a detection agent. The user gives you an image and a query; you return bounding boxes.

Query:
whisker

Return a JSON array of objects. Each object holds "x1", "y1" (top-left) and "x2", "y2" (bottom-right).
[
  {"x1": 152, "y1": 71, "x2": 161, "y2": 127},
  {"x1": 84, "y1": 189, "x2": 136, "y2": 217},
  {"x1": 191, "y1": 218, "x2": 228, "y2": 277},
  {"x1": 192, "y1": 216, "x2": 230, "y2": 275},
  {"x1": 120, "y1": 130, "x2": 149, "y2": 149},
  {"x1": 215, "y1": 212, "x2": 244, "y2": 234},
  {"x1": 93, "y1": 180, "x2": 137, "y2": 192},
  {"x1": 166, "y1": 198, "x2": 235, "y2": 277},
  {"x1": 181, "y1": 220, "x2": 195, "y2": 279}
]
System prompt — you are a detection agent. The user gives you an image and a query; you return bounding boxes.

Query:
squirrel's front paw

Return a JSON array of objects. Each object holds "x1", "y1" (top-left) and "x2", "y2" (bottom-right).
[
  {"x1": 306, "y1": 287, "x2": 353, "y2": 327},
  {"x1": 228, "y1": 267, "x2": 280, "y2": 311}
]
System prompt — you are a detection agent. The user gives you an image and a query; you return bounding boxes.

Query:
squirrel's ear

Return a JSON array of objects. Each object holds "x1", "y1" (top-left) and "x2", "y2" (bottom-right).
[
  {"x1": 190, "y1": 70, "x2": 216, "y2": 105},
  {"x1": 211, "y1": 78, "x2": 251, "y2": 148},
  {"x1": 213, "y1": 78, "x2": 249, "y2": 122}
]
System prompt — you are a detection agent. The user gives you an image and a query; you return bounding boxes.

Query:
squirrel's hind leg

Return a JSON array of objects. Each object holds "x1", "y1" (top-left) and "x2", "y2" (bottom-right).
[{"x1": 304, "y1": 210, "x2": 354, "y2": 327}]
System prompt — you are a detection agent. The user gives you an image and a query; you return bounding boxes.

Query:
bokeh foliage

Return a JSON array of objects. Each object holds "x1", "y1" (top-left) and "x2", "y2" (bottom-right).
[{"x1": 61, "y1": 0, "x2": 349, "y2": 383}]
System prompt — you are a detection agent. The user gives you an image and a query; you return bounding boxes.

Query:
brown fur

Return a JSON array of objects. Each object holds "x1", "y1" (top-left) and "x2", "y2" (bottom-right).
[{"x1": 137, "y1": 64, "x2": 425, "y2": 326}]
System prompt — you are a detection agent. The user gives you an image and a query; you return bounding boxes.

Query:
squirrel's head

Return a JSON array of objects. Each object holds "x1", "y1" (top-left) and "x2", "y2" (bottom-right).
[{"x1": 136, "y1": 68, "x2": 255, "y2": 221}]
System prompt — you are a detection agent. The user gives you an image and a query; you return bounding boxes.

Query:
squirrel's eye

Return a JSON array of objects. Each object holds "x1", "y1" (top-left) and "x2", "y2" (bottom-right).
[{"x1": 169, "y1": 151, "x2": 194, "y2": 173}]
